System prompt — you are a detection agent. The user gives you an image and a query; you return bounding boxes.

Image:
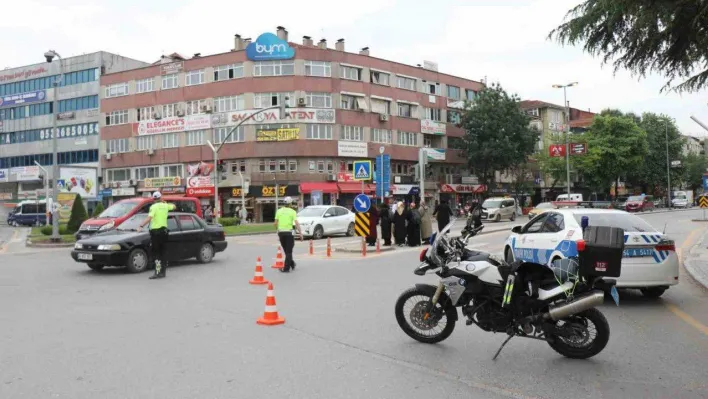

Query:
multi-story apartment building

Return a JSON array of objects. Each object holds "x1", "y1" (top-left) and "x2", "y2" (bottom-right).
[
  {"x1": 682, "y1": 135, "x2": 704, "y2": 156},
  {"x1": 0, "y1": 52, "x2": 148, "y2": 205},
  {"x1": 99, "y1": 27, "x2": 485, "y2": 221}
]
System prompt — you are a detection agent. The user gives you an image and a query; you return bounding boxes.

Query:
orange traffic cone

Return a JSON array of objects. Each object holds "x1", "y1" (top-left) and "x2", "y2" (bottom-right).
[
  {"x1": 256, "y1": 282, "x2": 285, "y2": 326},
  {"x1": 271, "y1": 246, "x2": 285, "y2": 269},
  {"x1": 249, "y1": 257, "x2": 269, "y2": 285}
]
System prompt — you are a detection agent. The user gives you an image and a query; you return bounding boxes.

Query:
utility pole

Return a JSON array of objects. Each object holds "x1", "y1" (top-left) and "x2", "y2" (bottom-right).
[
  {"x1": 44, "y1": 50, "x2": 63, "y2": 241},
  {"x1": 552, "y1": 82, "x2": 578, "y2": 199},
  {"x1": 665, "y1": 119, "x2": 672, "y2": 208},
  {"x1": 34, "y1": 161, "x2": 49, "y2": 226}
]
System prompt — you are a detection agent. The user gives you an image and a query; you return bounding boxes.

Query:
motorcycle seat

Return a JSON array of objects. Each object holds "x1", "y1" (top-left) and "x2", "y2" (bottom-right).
[{"x1": 462, "y1": 249, "x2": 493, "y2": 263}]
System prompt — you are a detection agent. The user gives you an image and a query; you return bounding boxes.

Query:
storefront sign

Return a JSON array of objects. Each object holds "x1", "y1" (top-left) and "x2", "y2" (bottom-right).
[
  {"x1": 187, "y1": 162, "x2": 214, "y2": 177},
  {"x1": 440, "y1": 184, "x2": 486, "y2": 193},
  {"x1": 389, "y1": 184, "x2": 419, "y2": 195},
  {"x1": 112, "y1": 187, "x2": 135, "y2": 197},
  {"x1": 425, "y1": 148, "x2": 446, "y2": 161},
  {"x1": 160, "y1": 186, "x2": 186, "y2": 195},
  {"x1": 187, "y1": 176, "x2": 212, "y2": 188},
  {"x1": 261, "y1": 185, "x2": 287, "y2": 197},
  {"x1": 58, "y1": 167, "x2": 97, "y2": 198},
  {"x1": 136, "y1": 114, "x2": 211, "y2": 135},
  {"x1": 0, "y1": 90, "x2": 46, "y2": 108},
  {"x1": 57, "y1": 111, "x2": 75, "y2": 121},
  {"x1": 0, "y1": 193, "x2": 13, "y2": 200},
  {"x1": 338, "y1": 141, "x2": 368, "y2": 158},
  {"x1": 248, "y1": 185, "x2": 298, "y2": 197},
  {"x1": 246, "y1": 32, "x2": 295, "y2": 61},
  {"x1": 421, "y1": 119, "x2": 446, "y2": 135},
  {"x1": 231, "y1": 188, "x2": 245, "y2": 197},
  {"x1": 161, "y1": 62, "x2": 184, "y2": 75},
  {"x1": 549, "y1": 144, "x2": 566, "y2": 157},
  {"x1": 0, "y1": 169, "x2": 7, "y2": 182},
  {"x1": 144, "y1": 176, "x2": 182, "y2": 189},
  {"x1": 10, "y1": 166, "x2": 40, "y2": 181},
  {"x1": 0, "y1": 66, "x2": 49, "y2": 83},
  {"x1": 461, "y1": 176, "x2": 479, "y2": 184},
  {"x1": 217, "y1": 108, "x2": 336, "y2": 127},
  {"x1": 100, "y1": 188, "x2": 113, "y2": 197},
  {"x1": 57, "y1": 192, "x2": 77, "y2": 223},
  {"x1": 256, "y1": 128, "x2": 300, "y2": 142},
  {"x1": 337, "y1": 172, "x2": 354, "y2": 182},
  {"x1": 186, "y1": 186, "x2": 215, "y2": 197}
]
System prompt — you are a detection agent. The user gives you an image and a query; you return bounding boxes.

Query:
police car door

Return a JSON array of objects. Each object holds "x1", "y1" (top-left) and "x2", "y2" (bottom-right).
[
  {"x1": 533, "y1": 212, "x2": 566, "y2": 265},
  {"x1": 513, "y1": 214, "x2": 549, "y2": 262}
]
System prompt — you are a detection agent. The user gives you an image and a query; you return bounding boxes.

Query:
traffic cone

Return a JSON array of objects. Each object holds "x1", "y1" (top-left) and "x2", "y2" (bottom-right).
[
  {"x1": 271, "y1": 246, "x2": 285, "y2": 269},
  {"x1": 249, "y1": 257, "x2": 269, "y2": 285},
  {"x1": 256, "y1": 282, "x2": 285, "y2": 326}
]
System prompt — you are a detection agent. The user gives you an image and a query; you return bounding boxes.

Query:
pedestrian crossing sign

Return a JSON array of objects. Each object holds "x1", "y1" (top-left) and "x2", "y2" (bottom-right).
[{"x1": 353, "y1": 160, "x2": 372, "y2": 181}]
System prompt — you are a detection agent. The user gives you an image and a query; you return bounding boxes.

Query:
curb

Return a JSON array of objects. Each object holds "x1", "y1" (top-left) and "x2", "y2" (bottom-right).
[
  {"x1": 685, "y1": 229, "x2": 708, "y2": 291},
  {"x1": 25, "y1": 238, "x2": 75, "y2": 248},
  {"x1": 334, "y1": 245, "x2": 396, "y2": 254},
  {"x1": 225, "y1": 231, "x2": 276, "y2": 237}
]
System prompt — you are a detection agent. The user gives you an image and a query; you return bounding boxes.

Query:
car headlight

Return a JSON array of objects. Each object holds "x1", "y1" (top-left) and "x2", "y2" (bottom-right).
[
  {"x1": 97, "y1": 244, "x2": 121, "y2": 251},
  {"x1": 74, "y1": 243, "x2": 83, "y2": 249},
  {"x1": 300, "y1": 221, "x2": 312, "y2": 226},
  {"x1": 98, "y1": 221, "x2": 115, "y2": 231}
]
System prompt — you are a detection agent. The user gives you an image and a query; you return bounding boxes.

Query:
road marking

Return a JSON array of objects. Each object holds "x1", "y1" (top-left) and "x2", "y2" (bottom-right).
[{"x1": 665, "y1": 304, "x2": 708, "y2": 336}]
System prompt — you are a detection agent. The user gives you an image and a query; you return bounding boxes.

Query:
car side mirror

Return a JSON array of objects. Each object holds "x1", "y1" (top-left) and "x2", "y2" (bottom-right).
[
  {"x1": 324, "y1": 213, "x2": 332, "y2": 218},
  {"x1": 511, "y1": 226, "x2": 522, "y2": 234}
]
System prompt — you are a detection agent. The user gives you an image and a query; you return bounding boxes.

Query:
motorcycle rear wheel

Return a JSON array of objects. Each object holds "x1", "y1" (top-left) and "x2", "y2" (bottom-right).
[
  {"x1": 395, "y1": 287, "x2": 456, "y2": 344},
  {"x1": 547, "y1": 308, "x2": 610, "y2": 359}
]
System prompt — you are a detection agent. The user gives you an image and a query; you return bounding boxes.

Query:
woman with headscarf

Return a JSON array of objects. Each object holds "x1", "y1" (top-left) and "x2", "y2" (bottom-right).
[
  {"x1": 406, "y1": 202, "x2": 422, "y2": 247},
  {"x1": 379, "y1": 201, "x2": 392, "y2": 246},
  {"x1": 418, "y1": 201, "x2": 434, "y2": 245},
  {"x1": 392, "y1": 201, "x2": 407, "y2": 246},
  {"x1": 366, "y1": 204, "x2": 379, "y2": 247}
]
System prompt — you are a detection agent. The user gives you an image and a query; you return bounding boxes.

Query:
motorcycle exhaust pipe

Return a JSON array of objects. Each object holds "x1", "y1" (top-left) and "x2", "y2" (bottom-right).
[{"x1": 543, "y1": 291, "x2": 605, "y2": 321}]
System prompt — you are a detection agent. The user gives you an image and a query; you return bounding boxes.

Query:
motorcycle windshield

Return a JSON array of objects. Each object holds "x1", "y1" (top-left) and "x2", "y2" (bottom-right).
[{"x1": 428, "y1": 218, "x2": 456, "y2": 266}]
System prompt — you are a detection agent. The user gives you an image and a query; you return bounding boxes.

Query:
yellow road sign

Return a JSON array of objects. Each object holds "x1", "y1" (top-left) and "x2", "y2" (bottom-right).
[
  {"x1": 699, "y1": 196, "x2": 708, "y2": 208},
  {"x1": 355, "y1": 212, "x2": 370, "y2": 237}
]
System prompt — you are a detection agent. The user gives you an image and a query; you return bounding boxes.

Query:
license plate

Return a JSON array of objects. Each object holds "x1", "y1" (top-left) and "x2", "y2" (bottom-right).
[
  {"x1": 610, "y1": 285, "x2": 620, "y2": 306},
  {"x1": 78, "y1": 253, "x2": 93, "y2": 261},
  {"x1": 623, "y1": 248, "x2": 654, "y2": 257}
]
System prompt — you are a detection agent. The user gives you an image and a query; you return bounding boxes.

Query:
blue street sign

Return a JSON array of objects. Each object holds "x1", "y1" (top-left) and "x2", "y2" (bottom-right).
[
  {"x1": 703, "y1": 174, "x2": 708, "y2": 191},
  {"x1": 353, "y1": 160, "x2": 372, "y2": 181},
  {"x1": 353, "y1": 193, "x2": 371, "y2": 213},
  {"x1": 56, "y1": 179, "x2": 66, "y2": 189},
  {"x1": 375, "y1": 154, "x2": 391, "y2": 200}
]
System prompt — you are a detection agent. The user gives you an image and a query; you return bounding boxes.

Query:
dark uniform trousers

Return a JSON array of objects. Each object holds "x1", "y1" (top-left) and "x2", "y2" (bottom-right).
[{"x1": 150, "y1": 227, "x2": 169, "y2": 275}]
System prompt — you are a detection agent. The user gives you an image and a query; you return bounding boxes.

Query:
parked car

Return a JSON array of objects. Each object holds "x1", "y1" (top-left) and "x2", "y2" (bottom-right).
[
  {"x1": 625, "y1": 195, "x2": 654, "y2": 212},
  {"x1": 76, "y1": 196, "x2": 202, "y2": 240},
  {"x1": 7, "y1": 200, "x2": 47, "y2": 227},
  {"x1": 481, "y1": 197, "x2": 518, "y2": 222},
  {"x1": 296, "y1": 205, "x2": 355, "y2": 239},
  {"x1": 527, "y1": 201, "x2": 556, "y2": 219},
  {"x1": 71, "y1": 212, "x2": 227, "y2": 272},
  {"x1": 504, "y1": 208, "x2": 678, "y2": 298}
]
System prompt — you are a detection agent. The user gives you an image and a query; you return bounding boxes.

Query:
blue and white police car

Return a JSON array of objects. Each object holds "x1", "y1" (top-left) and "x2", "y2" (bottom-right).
[{"x1": 504, "y1": 208, "x2": 679, "y2": 298}]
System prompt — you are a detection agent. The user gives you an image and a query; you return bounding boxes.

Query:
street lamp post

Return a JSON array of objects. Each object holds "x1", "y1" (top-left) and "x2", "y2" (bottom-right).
[
  {"x1": 665, "y1": 119, "x2": 672, "y2": 208},
  {"x1": 205, "y1": 97, "x2": 289, "y2": 219},
  {"x1": 44, "y1": 50, "x2": 63, "y2": 241},
  {"x1": 34, "y1": 161, "x2": 50, "y2": 226},
  {"x1": 552, "y1": 82, "x2": 578, "y2": 199}
]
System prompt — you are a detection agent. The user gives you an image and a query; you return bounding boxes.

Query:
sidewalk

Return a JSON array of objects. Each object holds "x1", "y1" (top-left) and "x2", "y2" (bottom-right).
[{"x1": 685, "y1": 229, "x2": 708, "y2": 290}]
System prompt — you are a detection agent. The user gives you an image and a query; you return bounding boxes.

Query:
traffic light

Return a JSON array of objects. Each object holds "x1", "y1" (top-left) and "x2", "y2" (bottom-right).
[{"x1": 280, "y1": 95, "x2": 290, "y2": 119}]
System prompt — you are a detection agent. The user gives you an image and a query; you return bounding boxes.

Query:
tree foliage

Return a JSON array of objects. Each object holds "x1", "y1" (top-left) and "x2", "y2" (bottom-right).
[
  {"x1": 627, "y1": 113, "x2": 683, "y2": 193},
  {"x1": 459, "y1": 83, "x2": 539, "y2": 186},
  {"x1": 549, "y1": 0, "x2": 708, "y2": 92},
  {"x1": 92, "y1": 202, "x2": 105, "y2": 217},
  {"x1": 682, "y1": 152, "x2": 708, "y2": 192},
  {"x1": 67, "y1": 194, "x2": 88, "y2": 233}
]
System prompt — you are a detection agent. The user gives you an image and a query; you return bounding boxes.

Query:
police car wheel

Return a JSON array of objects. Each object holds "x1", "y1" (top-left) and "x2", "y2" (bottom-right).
[{"x1": 505, "y1": 247, "x2": 514, "y2": 264}]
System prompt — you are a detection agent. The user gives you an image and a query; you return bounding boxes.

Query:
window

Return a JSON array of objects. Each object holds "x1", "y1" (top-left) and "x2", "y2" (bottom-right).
[
  {"x1": 371, "y1": 99, "x2": 391, "y2": 114},
  {"x1": 305, "y1": 61, "x2": 331, "y2": 77},
  {"x1": 162, "y1": 103, "x2": 179, "y2": 118},
  {"x1": 136, "y1": 77, "x2": 154, "y2": 93},
  {"x1": 370, "y1": 71, "x2": 390, "y2": 86},
  {"x1": 526, "y1": 108, "x2": 540, "y2": 117},
  {"x1": 542, "y1": 212, "x2": 565, "y2": 233},
  {"x1": 340, "y1": 95, "x2": 366, "y2": 111},
  {"x1": 58, "y1": 95, "x2": 98, "y2": 112},
  {"x1": 105, "y1": 83, "x2": 128, "y2": 98},
  {"x1": 253, "y1": 60, "x2": 294, "y2": 77},
  {"x1": 163, "y1": 165, "x2": 183, "y2": 177},
  {"x1": 253, "y1": 92, "x2": 293, "y2": 108},
  {"x1": 426, "y1": 83, "x2": 440, "y2": 95},
  {"x1": 106, "y1": 168, "x2": 131, "y2": 182},
  {"x1": 278, "y1": 159, "x2": 287, "y2": 172},
  {"x1": 231, "y1": 160, "x2": 246, "y2": 174},
  {"x1": 447, "y1": 110, "x2": 461, "y2": 124},
  {"x1": 447, "y1": 85, "x2": 461, "y2": 99},
  {"x1": 372, "y1": 128, "x2": 392, "y2": 144},
  {"x1": 397, "y1": 131, "x2": 417, "y2": 146},
  {"x1": 425, "y1": 108, "x2": 442, "y2": 121},
  {"x1": 135, "y1": 166, "x2": 159, "y2": 180},
  {"x1": 397, "y1": 102, "x2": 415, "y2": 118},
  {"x1": 186, "y1": 130, "x2": 205, "y2": 146},
  {"x1": 524, "y1": 215, "x2": 548, "y2": 234},
  {"x1": 397, "y1": 76, "x2": 416, "y2": 91},
  {"x1": 106, "y1": 110, "x2": 129, "y2": 126},
  {"x1": 214, "y1": 63, "x2": 244, "y2": 81},
  {"x1": 162, "y1": 74, "x2": 178, "y2": 90},
  {"x1": 137, "y1": 106, "x2": 155, "y2": 121},
  {"x1": 178, "y1": 215, "x2": 200, "y2": 231},
  {"x1": 136, "y1": 136, "x2": 155, "y2": 151},
  {"x1": 341, "y1": 126, "x2": 363, "y2": 141},
  {"x1": 268, "y1": 159, "x2": 277, "y2": 172},
  {"x1": 306, "y1": 124, "x2": 333, "y2": 140},
  {"x1": 162, "y1": 133, "x2": 179, "y2": 149},
  {"x1": 185, "y1": 69, "x2": 205, "y2": 86},
  {"x1": 215, "y1": 126, "x2": 244, "y2": 143},
  {"x1": 289, "y1": 160, "x2": 297, "y2": 172},
  {"x1": 214, "y1": 95, "x2": 244, "y2": 113},
  {"x1": 465, "y1": 89, "x2": 477, "y2": 101},
  {"x1": 186, "y1": 99, "x2": 206, "y2": 115},
  {"x1": 340, "y1": 65, "x2": 362, "y2": 81},
  {"x1": 305, "y1": 92, "x2": 332, "y2": 108},
  {"x1": 549, "y1": 110, "x2": 563, "y2": 123},
  {"x1": 106, "y1": 138, "x2": 129, "y2": 154}
]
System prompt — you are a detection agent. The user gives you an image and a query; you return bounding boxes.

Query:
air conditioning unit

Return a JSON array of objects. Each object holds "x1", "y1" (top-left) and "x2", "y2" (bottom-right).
[
  {"x1": 104, "y1": 153, "x2": 112, "y2": 160},
  {"x1": 176, "y1": 109, "x2": 185, "y2": 117},
  {"x1": 112, "y1": 182, "x2": 119, "y2": 188},
  {"x1": 201, "y1": 104, "x2": 213, "y2": 113},
  {"x1": 379, "y1": 113, "x2": 389, "y2": 122},
  {"x1": 153, "y1": 111, "x2": 162, "y2": 119},
  {"x1": 147, "y1": 149, "x2": 155, "y2": 155},
  {"x1": 129, "y1": 179, "x2": 135, "y2": 186},
  {"x1": 326, "y1": 174, "x2": 337, "y2": 182},
  {"x1": 297, "y1": 98, "x2": 306, "y2": 107}
]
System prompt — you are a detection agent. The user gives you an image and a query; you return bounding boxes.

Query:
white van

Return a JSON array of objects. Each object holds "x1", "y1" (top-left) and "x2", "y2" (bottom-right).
[{"x1": 556, "y1": 193, "x2": 583, "y2": 202}]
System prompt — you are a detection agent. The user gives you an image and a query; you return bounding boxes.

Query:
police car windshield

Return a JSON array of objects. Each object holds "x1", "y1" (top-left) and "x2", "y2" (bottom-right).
[
  {"x1": 572, "y1": 213, "x2": 655, "y2": 232},
  {"x1": 483, "y1": 200, "x2": 502, "y2": 208}
]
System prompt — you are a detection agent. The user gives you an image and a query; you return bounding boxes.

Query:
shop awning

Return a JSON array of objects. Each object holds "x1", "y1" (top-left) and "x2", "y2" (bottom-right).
[
  {"x1": 338, "y1": 182, "x2": 374, "y2": 193},
  {"x1": 300, "y1": 182, "x2": 339, "y2": 194}
]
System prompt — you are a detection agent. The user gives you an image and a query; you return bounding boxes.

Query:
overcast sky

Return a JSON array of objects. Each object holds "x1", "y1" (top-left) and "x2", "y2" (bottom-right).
[{"x1": 2, "y1": 0, "x2": 707, "y2": 136}]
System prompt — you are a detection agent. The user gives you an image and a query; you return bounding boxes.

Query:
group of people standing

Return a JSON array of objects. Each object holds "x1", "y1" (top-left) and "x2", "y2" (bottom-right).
[{"x1": 363, "y1": 200, "x2": 454, "y2": 248}]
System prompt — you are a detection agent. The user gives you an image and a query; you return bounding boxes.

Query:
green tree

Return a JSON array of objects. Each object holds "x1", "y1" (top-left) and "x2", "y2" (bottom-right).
[
  {"x1": 92, "y1": 202, "x2": 105, "y2": 217},
  {"x1": 627, "y1": 113, "x2": 683, "y2": 194},
  {"x1": 682, "y1": 152, "x2": 708, "y2": 193},
  {"x1": 535, "y1": 132, "x2": 587, "y2": 189},
  {"x1": 550, "y1": 1, "x2": 708, "y2": 92},
  {"x1": 579, "y1": 115, "x2": 649, "y2": 196},
  {"x1": 459, "y1": 83, "x2": 539, "y2": 186},
  {"x1": 67, "y1": 194, "x2": 88, "y2": 233}
]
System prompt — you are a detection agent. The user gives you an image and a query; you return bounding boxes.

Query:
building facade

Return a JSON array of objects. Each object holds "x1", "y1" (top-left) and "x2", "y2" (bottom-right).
[
  {"x1": 99, "y1": 27, "x2": 485, "y2": 221},
  {"x1": 0, "y1": 52, "x2": 148, "y2": 205}
]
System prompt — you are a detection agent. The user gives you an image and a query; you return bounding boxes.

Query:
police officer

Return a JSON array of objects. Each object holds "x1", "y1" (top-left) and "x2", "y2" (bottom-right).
[
  {"x1": 138, "y1": 191, "x2": 176, "y2": 280},
  {"x1": 273, "y1": 197, "x2": 302, "y2": 273}
]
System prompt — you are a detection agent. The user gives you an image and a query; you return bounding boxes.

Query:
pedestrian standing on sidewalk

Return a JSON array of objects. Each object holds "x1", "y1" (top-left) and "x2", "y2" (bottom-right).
[
  {"x1": 274, "y1": 197, "x2": 303, "y2": 273},
  {"x1": 419, "y1": 201, "x2": 434, "y2": 245},
  {"x1": 393, "y1": 201, "x2": 407, "y2": 246},
  {"x1": 379, "y1": 201, "x2": 392, "y2": 246},
  {"x1": 138, "y1": 191, "x2": 176, "y2": 280},
  {"x1": 366, "y1": 205, "x2": 379, "y2": 247},
  {"x1": 433, "y1": 200, "x2": 453, "y2": 233}
]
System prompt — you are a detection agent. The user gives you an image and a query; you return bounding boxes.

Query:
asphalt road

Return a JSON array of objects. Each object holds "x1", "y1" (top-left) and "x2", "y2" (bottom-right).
[{"x1": 1, "y1": 210, "x2": 707, "y2": 398}]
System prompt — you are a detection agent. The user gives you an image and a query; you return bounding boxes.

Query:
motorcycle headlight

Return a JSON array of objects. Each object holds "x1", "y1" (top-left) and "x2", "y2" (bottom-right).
[
  {"x1": 98, "y1": 221, "x2": 115, "y2": 231},
  {"x1": 74, "y1": 243, "x2": 83, "y2": 249},
  {"x1": 97, "y1": 244, "x2": 121, "y2": 251}
]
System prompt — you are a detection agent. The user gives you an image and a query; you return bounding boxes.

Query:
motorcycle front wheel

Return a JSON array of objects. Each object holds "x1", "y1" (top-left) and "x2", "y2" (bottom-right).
[
  {"x1": 395, "y1": 287, "x2": 456, "y2": 344},
  {"x1": 547, "y1": 308, "x2": 610, "y2": 359}
]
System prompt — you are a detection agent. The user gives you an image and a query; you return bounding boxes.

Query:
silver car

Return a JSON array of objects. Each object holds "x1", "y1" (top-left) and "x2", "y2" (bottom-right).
[{"x1": 481, "y1": 197, "x2": 518, "y2": 222}]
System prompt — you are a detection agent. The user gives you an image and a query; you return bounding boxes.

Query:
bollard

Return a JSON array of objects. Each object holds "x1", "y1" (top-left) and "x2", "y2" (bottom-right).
[
  {"x1": 362, "y1": 237, "x2": 367, "y2": 257},
  {"x1": 309, "y1": 240, "x2": 314, "y2": 255},
  {"x1": 376, "y1": 238, "x2": 381, "y2": 254},
  {"x1": 326, "y1": 238, "x2": 332, "y2": 257}
]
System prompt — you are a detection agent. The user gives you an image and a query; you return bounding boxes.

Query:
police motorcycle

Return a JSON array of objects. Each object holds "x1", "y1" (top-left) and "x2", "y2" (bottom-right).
[{"x1": 394, "y1": 215, "x2": 623, "y2": 359}]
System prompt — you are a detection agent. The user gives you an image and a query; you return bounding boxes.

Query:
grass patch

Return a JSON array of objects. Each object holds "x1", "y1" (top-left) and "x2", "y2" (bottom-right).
[
  {"x1": 30, "y1": 234, "x2": 76, "y2": 244},
  {"x1": 223, "y1": 223, "x2": 275, "y2": 236}
]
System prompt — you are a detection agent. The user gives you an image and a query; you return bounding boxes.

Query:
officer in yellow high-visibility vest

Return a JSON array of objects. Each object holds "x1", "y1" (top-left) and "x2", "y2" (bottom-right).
[
  {"x1": 274, "y1": 197, "x2": 302, "y2": 273},
  {"x1": 138, "y1": 191, "x2": 176, "y2": 279}
]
